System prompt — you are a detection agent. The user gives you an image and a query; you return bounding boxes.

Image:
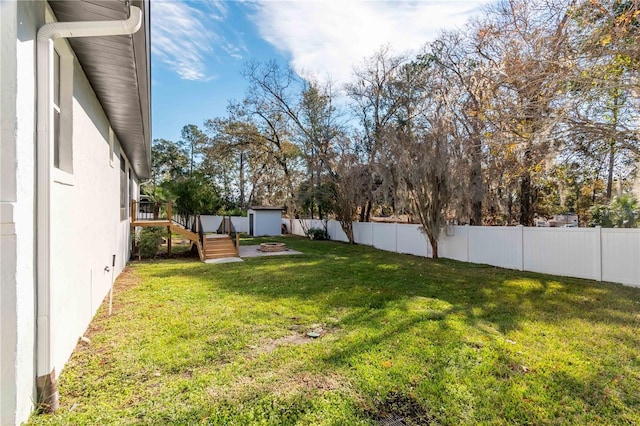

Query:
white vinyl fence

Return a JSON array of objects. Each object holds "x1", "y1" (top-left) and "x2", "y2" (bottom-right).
[
  {"x1": 285, "y1": 219, "x2": 640, "y2": 288},
  {"x1": 200, "y1": 215, "x2": 249, "y2": 233}
]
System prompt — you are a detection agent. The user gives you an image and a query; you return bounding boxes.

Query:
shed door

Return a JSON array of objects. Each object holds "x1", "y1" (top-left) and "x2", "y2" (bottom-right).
[{"x1": 249, "y1": 213, "x2": 254, "y2": 236}]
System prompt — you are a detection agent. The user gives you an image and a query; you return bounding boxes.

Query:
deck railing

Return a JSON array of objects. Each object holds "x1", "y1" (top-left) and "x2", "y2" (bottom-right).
[
  {"x1": 132, "y1": 200, "x2": 169, "y2": 222},
  {"x1": 172, "y1": 206, "x2": 197, "y2": 232},
  {"x1": 131, "y1": 200, "x2": 196, "y2": 230}
]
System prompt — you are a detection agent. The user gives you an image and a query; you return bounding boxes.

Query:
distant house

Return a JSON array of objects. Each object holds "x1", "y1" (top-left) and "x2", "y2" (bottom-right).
[
  {"x1": 545, "y1": 214, "x2": 579, "y2": 227},
  {"x1": 1, "y1": 1, "x2": 151, "y2": 424},
  {"x1": 248, "y1": 206, "x2": 285, "y2": 236}
]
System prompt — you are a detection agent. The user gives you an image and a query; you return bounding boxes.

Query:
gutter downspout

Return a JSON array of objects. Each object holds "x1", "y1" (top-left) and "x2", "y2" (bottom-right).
[{"x1": 36, "y1": 5, "x2": 142, "y2": 413}]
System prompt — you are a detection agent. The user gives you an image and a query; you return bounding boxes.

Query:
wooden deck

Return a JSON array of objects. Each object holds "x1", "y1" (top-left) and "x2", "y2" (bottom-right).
[
  {"x1": 130, "y1": 200, "x2": 239, "y2": 261},
  {"x1": 131, "y1": 219, "x2": 172, "y2": 227}
]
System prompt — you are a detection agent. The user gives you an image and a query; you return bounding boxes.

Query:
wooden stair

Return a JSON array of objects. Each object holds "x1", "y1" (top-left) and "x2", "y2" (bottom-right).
[
  {"x1": 130, "y1": 201, "x2": 240, "y2": 262},
  {"x1": 204, "y1": 234, "x2": 239, "y2": 260},
  {"x1": 170, "y1": 224, "x2": 204, "y2": 260}
]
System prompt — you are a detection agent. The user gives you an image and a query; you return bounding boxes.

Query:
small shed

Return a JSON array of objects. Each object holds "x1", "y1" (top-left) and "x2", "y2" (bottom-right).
[{"x1": 247, "y1": 206, "x2": 284, "y2": 236}]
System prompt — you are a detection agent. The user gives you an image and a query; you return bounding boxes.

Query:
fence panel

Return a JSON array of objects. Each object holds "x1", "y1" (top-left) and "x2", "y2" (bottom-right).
[
  {"x1": 280, "y1": 219, "x2": 640, "y2": 287},
  {"x1": 396, "y1": 224, "x2": 429, "y2": 257},
  {"x1": 602, "y1": 229, "x2": 640, "y2": 286},
  {"x1": 230, "y1": 216, "x2": 248, "y2": 233},
  {"x1": 200, "y1": 216, "x2": 223, "y2": 233},
  {"x1": 286, "y1": 219, "x2": 305, "y2": 236},
  {"x1": 523, "y1": 228, "x2": 599, "y2": 280},
  {"x1": 328, "y1": 221, "x2": 350, "y2": 243},
  {"x1": 469, "y1": 226, "x2": 522, "y2": 270},
  {"x1": 353, "y1": 222, "x2": 373, "y2": 246},
  {"x1": 373, "y1": 223, "x2": 396, "y2": 252},
  {"x1": 439, "y1": 226, "x2": 468, "y2": 261}
]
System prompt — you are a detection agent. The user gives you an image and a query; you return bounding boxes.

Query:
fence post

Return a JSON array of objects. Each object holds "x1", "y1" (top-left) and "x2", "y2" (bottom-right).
[
  {"x1": 518, "y1": 225, "x2": 524, "y2": 271},
  {"x1": 595, "y1": 226, "x2": 602, "y2": 282},
  {"x1": 371, "y1": 222, "x2": 375, "y2": 247},
  {"x1": 465, "y1": 224, "x2": 470, "y2": 262},
  {"x1": 395, "y1": 222, "x2": 398, "y2": 253}
]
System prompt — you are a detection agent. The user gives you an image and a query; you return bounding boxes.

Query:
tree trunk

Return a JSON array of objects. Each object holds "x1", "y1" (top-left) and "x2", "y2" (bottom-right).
[
  {"x1": 364, "y1": 199, "x2": 372, "y2": 222},
  {"x1": 519, "y1": 172, "x2": 533, "y2": 226},
  {"x1": 606, "y1": 140, "x2": 615, "y2": 201},
  {"x1": 507, "y1": 189, "x2": 513, "y2": 226},
  {"x1": 470, "y1": 137, "x2": 483, "y2": 225},
  {"x1": 428, "y1": 233, "x2": 439, "y2": 259},
  {"x1": 239, "y1": 151, "x2": 245, "y2": 209}
]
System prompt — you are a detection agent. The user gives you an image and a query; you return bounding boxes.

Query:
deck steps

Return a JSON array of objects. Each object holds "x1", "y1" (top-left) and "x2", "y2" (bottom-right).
[
  {"x1": 131, "y1": 213, "x2": 238, "y2": 261},
  {"x1": 204, "y1": 235, "x2": 238, "y2": 259}
]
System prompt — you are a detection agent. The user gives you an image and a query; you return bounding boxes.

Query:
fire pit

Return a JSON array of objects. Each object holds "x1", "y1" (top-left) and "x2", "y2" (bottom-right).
[{"x1": 258, "y1": 242, "x2": 286, "y2": 252}]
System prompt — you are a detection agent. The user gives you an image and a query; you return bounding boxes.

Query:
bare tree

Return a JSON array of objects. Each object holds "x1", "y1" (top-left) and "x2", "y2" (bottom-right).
[
  {"x1": 328, "y1": 137, "x2": 366, "y2": 243},
  {"x1": 476, "y1": 0, "x2": 575, "y2": 225},
  {"x1": 430, "y1": 30, "x2": 496, "y2": 225},
  {"x1": 345, "y1": 46, "x2": 410, "y2": 221},
  {"x1": 386, "y1": 56, "x2": 460, "y2": 258}
]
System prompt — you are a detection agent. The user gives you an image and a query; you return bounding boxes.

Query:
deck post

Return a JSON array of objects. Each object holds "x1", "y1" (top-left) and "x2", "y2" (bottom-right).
[
  {"x1": 131, "y1": 199, "x2": 136, "y2": 223},
  {"x1": 236, "y1": 232, "x2": 240, "y2": 254},
  {"x1": 167, "y1": 201, "x2": 172, "y2": 221},
  {"x1": 167, "y1": 226, "x2": 172, "y2": 256}
]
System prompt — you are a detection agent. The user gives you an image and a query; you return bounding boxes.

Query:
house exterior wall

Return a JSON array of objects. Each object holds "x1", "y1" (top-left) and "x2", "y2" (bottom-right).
[
  {"x1": 49, "y1": 54, "x2": 137, "y2": 377},
  {"x1": 1, "y1": 1, "x2": 140, "y2": 424},
  {"x1": 249, "y1": 209, "x2": 283, "y2": 237},
  {"x1": 1, "y1": 2, "x2": 43, "y2": 424}
]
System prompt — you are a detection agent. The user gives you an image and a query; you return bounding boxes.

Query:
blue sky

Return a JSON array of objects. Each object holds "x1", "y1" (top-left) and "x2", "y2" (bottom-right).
[{"x1": 151, "y1": 0, "x2": 493, "y2": 143}]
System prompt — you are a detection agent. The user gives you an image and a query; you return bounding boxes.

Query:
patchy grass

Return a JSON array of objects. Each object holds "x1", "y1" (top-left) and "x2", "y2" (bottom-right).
[{"x1": 29, "y1": 236, "x2": 640, "y2": 425}]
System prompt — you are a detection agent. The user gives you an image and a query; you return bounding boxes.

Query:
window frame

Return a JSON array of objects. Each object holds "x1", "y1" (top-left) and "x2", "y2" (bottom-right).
[{"x1": 50, "y1": 30, "x2": 75, "y2": 182}]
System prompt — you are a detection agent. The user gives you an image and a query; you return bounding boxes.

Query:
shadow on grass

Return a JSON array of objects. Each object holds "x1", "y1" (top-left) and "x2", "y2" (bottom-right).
[
  {"x1": 148, "y1": 236, "x2": 640, "y2": 333},
  {"x1": 136, "y1": 237, "x2": 640, "y2": 423}
]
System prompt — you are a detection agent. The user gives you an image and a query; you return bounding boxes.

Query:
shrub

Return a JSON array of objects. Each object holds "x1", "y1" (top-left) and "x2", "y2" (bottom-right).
[
  {"x1": 307, "y1": 227, "x2": 329, "y2": 240},
  {"x1": 138, "y1": 227, "x2": 165, "y2": 259},
  {"x1": 589, "y1": 194, "x2": 640, "y2": 228}
]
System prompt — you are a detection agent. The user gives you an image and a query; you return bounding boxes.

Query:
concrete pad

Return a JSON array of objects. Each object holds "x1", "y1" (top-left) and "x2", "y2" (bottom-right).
[
  {"x1": 239, "y1": 245, "x2": 302, "y2": 258},
  {"x1": 204, "y1": 257, "x2": 243, "y2": 264}
]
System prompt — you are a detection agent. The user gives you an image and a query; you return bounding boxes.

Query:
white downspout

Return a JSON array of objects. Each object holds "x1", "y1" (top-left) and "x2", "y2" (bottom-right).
[{"x1": 36, "y1": 5, "x2": 142, "y2": 412}]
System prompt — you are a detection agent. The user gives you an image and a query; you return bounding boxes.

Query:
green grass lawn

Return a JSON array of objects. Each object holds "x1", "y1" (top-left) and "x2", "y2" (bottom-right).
[{"x1": 29, "y1": 236, "x2": 640, "y2": 425}]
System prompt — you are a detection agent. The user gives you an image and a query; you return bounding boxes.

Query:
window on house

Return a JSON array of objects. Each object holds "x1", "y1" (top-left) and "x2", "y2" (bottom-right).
[
  {"x1": 52, "y1": 43, "x2": 73, "y2": 174},
  {"x1": 109, "y1": 127, "x2": 115, "y2": 167},
  {"x1": 120, "y1": 155, "x2": 128, "y2": 220},
  {"x1": 53, "y1": 50, "x2": 61, "y2": 168},
  {"x1": 129, "y1": 167, "x2": 134, "y2": 211}
]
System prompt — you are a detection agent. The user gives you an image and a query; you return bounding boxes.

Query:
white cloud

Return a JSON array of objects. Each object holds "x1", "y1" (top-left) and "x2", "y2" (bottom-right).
[
  {"x1": 151, "y1": 0, "x2": 245, "y2": 81},
  {"x1": 248, "y1": 0, "x2": 492, "y2": 84}
]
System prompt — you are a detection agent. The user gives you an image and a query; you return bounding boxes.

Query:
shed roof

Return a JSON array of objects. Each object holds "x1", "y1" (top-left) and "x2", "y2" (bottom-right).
[{"x1": 248, "y1": 206, "x2": 285, "y2": 211}]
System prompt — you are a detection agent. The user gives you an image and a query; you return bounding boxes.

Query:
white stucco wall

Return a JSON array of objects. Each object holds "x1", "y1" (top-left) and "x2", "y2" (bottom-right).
[
  {"x1": 1, "y1": 2, "x2": 140, "y2": 424},
  {"x1": 49, "y1": 51, "x2": 136, "y2": 379},
  {"x1": 1, "y1": 2, "x2": 42, "y2": 424},
  {"x1": 249, "y1": 209, "x2": 283, "y2": 237}
]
